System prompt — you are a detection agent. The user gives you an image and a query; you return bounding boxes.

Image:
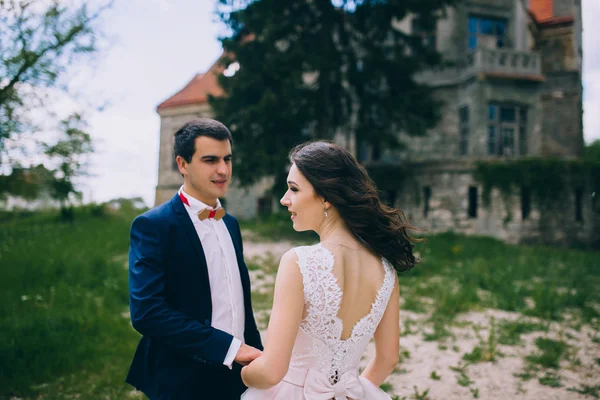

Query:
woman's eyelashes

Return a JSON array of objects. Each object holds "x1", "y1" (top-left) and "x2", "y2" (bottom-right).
[{"x1": 290, "y1": 187, "x2": 298, "y2": 192}]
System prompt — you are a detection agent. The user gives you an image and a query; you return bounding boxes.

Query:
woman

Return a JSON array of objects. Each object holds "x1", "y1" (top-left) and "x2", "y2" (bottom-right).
[{"x1": 241, "y1": 141, "x2": 420, "y2": 399}]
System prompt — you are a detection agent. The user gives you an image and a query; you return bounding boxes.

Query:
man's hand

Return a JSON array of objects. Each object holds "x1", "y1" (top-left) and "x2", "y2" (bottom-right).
[{"x1": 234, "y1": 343, "x2": 262, "y2": 366}]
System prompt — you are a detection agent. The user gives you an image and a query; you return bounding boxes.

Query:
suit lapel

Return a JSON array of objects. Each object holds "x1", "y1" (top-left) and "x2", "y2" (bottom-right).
[{"x1": 170, "y1": 194, "x2": 211, "y2": 290}]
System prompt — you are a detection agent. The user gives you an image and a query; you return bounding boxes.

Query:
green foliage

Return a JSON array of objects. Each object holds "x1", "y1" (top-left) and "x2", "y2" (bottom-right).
[
  {"x1": 450, "y1": 362, "x2": 474, "y2": 387},
  {"x1": 473, "y1": 159, "x2": 600, "y2": 214},
  {"x1": 568, "y1": 384, "x2": 600, "y2": 398},
  {"x1": 0, "y1": 164, "x2": 53, "y2": 199},
  {"x1": 538, "y1": 373, "x2": 562, "y2": 388},
  {"x1": 0, "y1": 0, "x2": 110, "y2": 160},
  {"x1": 526, "y1": 337, "x2": 568, "y2": 369},
  {"x1": 212, "y1": 0, "x2": 458, "y2": 189},
  {"x1": 380, "y1": 382, "x2": 394, "y2": 393},
  {"x1": 0, "y1": 207, "x2": 140, "y2": 397},
  {"x1": 498, "y1": 319, "x2": 548, "y2": 345},
  {"x1": 239, "y1": 212, "x2": 318, "y2": 243},
  {"x1": 584, "y1": 139, "x2": 600, "y2": 162},
  {"x1": 409, "y1": 386, "x2": 431, "y2": 400},
  {"x1": 43, "y1": 113, "x2": 94, "y2": 217},
  {"x1": 462, "y1": 318, "x2": 499, "y2": 363},
  {"x1": 400, "y1": 232, "x2": 600, "y2": 331}
]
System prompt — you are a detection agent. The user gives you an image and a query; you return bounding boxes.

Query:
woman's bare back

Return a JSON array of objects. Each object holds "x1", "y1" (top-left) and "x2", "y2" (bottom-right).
[{"x1": 322, "y1": 242, "x2": 387, "y2": 341}]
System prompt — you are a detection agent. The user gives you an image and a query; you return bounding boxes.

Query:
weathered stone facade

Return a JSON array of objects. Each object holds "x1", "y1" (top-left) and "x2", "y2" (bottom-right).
[
  {"x1": 366, "y1": 0, "x2": 596, "y2": 247},
  {"x1": 379, "y1": 160, "x2": 598, "y2": 247}
]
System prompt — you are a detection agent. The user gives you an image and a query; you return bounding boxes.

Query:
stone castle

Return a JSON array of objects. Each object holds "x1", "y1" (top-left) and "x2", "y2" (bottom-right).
[{"x1": 155, "y1": 0, "x2": 597, "y2": 247}]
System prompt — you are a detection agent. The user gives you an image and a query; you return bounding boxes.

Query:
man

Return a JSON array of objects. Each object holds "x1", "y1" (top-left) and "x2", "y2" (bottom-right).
[{"x1": 126, "y1": 118, "x2": 263, "y2": 399}]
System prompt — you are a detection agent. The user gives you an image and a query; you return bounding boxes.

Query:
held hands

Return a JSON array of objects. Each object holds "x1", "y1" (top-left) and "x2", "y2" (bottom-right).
[{"x1": 234, "y1": 343, "x2": 262, "y2": 366}]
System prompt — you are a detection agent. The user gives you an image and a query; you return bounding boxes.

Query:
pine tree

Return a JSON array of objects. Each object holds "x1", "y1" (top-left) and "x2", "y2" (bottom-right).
[{"x1": 211, "y1": 0, "x2": 458, "y2": 190}]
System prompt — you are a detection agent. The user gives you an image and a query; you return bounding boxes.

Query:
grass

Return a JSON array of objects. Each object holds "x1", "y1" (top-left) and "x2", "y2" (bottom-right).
[
  {"x1": 568, "y1": 385, "x2": 600, "y2": 398},
  {"x1": 3, "y1": 211, "x2": 599, "y2": 399},
  {"x1": 399, "y1": 232, "x2": 600, "y2": 338},
  {"x1": 410, "y1": 386, "x2": 431, "y2": 400},
  {"x1": 526, "y1": 337, "x2": 569, "y2": 369},
  {"x1": 450, "y1": 362, "x2": 473, "y2": 387},
  {"x1": 379, "y1": 382, "x2": 394, "y2": 392},
  {"x1": 239, "y1": 212, "x2": 318, "y2": 243},
  {"x1": 0, "y1": 207, "x2": 143, "y2": 398},
  {"x1": 498, "y1": 319, "x2": 548, "y2": 345},
  {"x1": 538, "y1": 373, "x2": 562, "y2": 388},
  {"x1": 462, "y1": 318, "x2": 500, "y2": 363}
]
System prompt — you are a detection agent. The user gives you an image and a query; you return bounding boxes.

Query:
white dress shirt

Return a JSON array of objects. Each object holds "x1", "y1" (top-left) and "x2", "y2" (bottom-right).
[{"x1": 179, "y1": 187, "x2": 245, "y2": 368}]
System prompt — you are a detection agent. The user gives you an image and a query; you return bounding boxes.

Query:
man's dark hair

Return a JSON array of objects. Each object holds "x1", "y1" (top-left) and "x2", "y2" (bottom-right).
[{"x1": 173, "y1": 118, "x2": 233, "y2": 163}]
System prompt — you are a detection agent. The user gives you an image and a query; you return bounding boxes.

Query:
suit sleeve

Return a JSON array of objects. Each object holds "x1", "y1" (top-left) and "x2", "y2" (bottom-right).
[{"x1": 128, "y1": 215, "x2": 234, "y2": 365}]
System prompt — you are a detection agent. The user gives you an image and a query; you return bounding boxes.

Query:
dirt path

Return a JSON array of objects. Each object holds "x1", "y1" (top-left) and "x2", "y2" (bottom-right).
[{"x1": 243, "y1": 239, "x2": 600, "y2": 400}]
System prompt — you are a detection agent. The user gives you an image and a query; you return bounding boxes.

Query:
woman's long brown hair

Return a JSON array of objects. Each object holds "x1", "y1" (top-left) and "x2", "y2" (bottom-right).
[{"x1": 290, "y1": 141, "x2": 423, "y2": 273}]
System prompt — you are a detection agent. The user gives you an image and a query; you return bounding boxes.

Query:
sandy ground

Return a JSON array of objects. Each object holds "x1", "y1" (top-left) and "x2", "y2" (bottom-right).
[{"x1": 243, "y1": 237, "x2": 600, "y2": 400}]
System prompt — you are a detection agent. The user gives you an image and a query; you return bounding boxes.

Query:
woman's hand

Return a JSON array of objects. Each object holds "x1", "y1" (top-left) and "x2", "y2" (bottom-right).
[{"x1": 241, "y1": 365, "x2": 250, "y2": 387}]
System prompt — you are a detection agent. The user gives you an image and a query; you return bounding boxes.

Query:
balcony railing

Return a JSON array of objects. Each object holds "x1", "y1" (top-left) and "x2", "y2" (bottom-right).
[{"x1": 415, "y1": 47, "x2": 542, "y2": 85}]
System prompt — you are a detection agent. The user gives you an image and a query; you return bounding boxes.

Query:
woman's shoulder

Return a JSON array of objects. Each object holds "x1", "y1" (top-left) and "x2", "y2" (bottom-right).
[{"x1": 291, "y1": 242, "x2": 331, "y2": 258}]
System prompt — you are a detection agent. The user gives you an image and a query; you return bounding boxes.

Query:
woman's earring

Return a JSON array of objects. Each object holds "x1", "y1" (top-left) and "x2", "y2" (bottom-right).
[{"x1": 324, "y1": 208, "x2": 328, "y2": 218}]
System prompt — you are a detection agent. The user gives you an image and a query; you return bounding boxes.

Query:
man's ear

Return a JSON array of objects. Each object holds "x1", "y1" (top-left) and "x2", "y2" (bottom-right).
[{"x1": 176, "y1": 155, "x2": 187, "y2": 175}]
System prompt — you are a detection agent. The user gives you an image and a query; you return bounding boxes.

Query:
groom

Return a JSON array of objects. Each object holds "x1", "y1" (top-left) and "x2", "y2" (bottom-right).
[{"x1": 126, "y1": 118, "x2": 263, "y2": 399}]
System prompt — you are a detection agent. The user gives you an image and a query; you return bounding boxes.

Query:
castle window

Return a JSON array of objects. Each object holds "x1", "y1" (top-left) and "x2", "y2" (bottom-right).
[
  {"x1": 468, "y1": 16, "x2": 507, "y2": 49},
  {"x1": 488, "y1": 104, "x2": 528, "y2": 156},
  {"x1": 521, "y1": 186, "x2": 531, "y2": 220},
  {"x1": 423, "y1": 186, "x2": 431, "y2": 218},
  {"x1": 468, "y1": 186, "x2": 478, "y2": 218},
  {"x1": 412, "y1": 17, "x2": 437, "y2": 50},
  {"x1": 575, "y1": 188, "x2": 583, "y2": 222},
  {"x1": 459, "y1": 106, "x2": 470, "y2": 156}
]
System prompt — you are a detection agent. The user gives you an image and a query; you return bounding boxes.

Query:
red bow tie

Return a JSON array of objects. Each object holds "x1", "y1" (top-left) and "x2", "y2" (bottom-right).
[
  {"x1": 179, "y1": 192, "x2": 225, "y2": 221},
  {"x1": 197, "y1": 207, "x2": 225, "y2": 221}
]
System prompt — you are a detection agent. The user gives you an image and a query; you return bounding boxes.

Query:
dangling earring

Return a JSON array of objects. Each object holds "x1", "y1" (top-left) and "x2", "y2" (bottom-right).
[{"x1": 324, "y1": 208, "x2": 329, "y2": 218}]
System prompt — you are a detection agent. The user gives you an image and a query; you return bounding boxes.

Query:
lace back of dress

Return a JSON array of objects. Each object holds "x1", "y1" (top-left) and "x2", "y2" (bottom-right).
[{"x1": 293, "y1": 244, "x2": 396, "y2": 383}]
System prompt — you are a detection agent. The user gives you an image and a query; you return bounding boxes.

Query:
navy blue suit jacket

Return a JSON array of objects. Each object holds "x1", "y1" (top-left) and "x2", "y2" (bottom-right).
[{"x1": 126, "y1": 194, "x2": 263, "y2": 400}]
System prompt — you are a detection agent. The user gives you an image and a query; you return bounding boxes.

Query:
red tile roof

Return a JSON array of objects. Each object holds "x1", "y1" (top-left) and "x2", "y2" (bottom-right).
[
  {"x1": 157, "y1": 59, "x2": 224, "y2": 111},
  {"x1": 529, "y1": 0, "x2": 553, "y2": 21}
]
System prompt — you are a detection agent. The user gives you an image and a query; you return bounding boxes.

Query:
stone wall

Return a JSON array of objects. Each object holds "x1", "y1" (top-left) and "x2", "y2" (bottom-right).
[
  {"x1": 381, "y1": 161, "x2": 599, "y2": 247},
  {"x1": 538, "y1": 25, "x2": 578, "y2": 73},
  {"x1": 536, "y1": 19, "x2": 583, "y2": 158},
  {"x1": 553, "y1": 0, "x2": 574, "y2": 17},
  {"x1": 540, "y1": 89, "x2": 583, "y2": 157}
]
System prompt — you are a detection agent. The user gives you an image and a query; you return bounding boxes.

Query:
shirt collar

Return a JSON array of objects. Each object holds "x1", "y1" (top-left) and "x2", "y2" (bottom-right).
[{"x1": 178, "y1": 186, "x2": 222, "y2": 215}]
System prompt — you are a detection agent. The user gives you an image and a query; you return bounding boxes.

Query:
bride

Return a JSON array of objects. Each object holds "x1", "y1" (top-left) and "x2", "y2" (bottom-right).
[{"x1": 241, "y1": 141, "x2": 420, "y2": 400}]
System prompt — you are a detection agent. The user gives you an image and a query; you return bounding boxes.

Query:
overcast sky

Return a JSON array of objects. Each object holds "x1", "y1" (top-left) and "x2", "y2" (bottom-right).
[{"x1": 79, "y1": 0, "x2": 600, "y2": 207}]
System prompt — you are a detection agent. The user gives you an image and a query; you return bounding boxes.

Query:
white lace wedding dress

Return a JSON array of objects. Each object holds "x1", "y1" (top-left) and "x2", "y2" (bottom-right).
[{"x1": 242, "y1": 243, "x2": 396, "y2": 400}]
